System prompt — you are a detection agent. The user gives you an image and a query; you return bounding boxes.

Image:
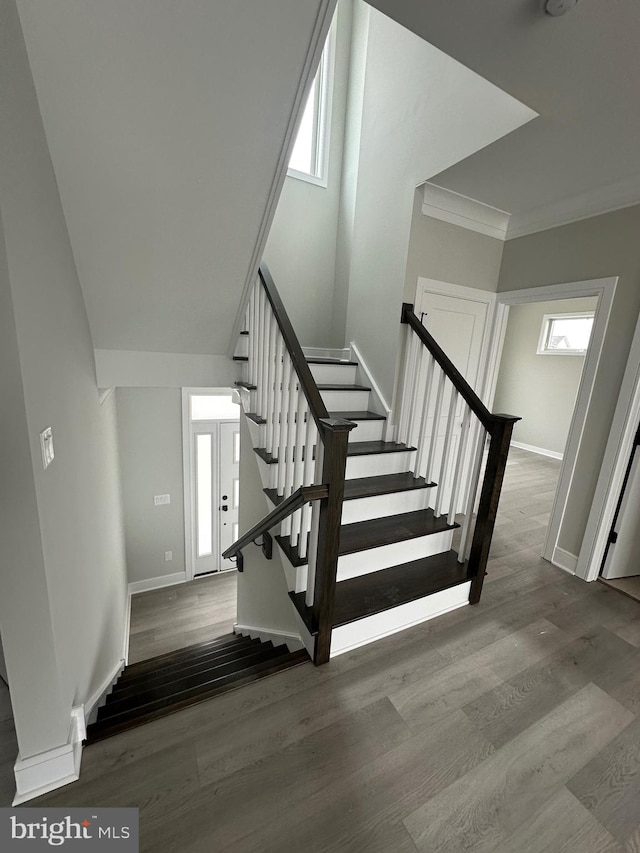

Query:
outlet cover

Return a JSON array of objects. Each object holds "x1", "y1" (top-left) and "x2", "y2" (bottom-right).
[
  {"x1": 154, "y1": 494, "x2": 170, "y2": 506},
  {"x1": 164, "y1": 551, "x2": 173, "y2": 562}
]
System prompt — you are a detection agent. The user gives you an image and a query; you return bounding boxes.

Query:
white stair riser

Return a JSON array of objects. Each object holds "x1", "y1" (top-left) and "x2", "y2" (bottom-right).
[
  {"x1": 341, "y1": 488, "x2": 432, "y2": 524},
  {"x1": 320, "y1": 389, "x2": 370, "y2": 411},
  {"x1": 309, "y1": 363, "x2": 358, "y2": 385},
  {"x1": 346, "y1": 450, "x2": 415, "y2": 479},
  {"x1": 330, "y1": 582, "x2": 471, "y2": 657},
  {"x1": 235, "y1": 336, "x2": 249, "y2": 359},
  {"x1": 337, "y1": 529, "x2": 453, "y2": 580},
  {"x1": 347, "y1": 419, "x2": 385, "y2": 442}
]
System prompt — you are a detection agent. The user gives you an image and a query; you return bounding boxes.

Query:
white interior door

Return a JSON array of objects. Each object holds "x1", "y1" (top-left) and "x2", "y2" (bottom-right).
[
  {"x1": 414, "y1": 279, "x2": 495, "y2": 512},
  {"x1": 602, "y1": 440, "x2": 640, "y2": 579},
  {"x1": 219, "y1": 422, "x2": 240, "y2": 570}
]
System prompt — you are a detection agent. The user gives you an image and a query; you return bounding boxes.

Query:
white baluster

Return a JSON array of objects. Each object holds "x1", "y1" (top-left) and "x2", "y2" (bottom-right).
[
  {"x1": 415, "y1": 353, "x2": 436, "y2": 479},
  {"x1": 298, "y1": 415, "x2": 318, "y2": 560},
  {"x1": 404, "y1": 334, "x2": 423, "y2": 448},
  {"x1": 260, "y1": 288, "x2": 270, "y2": 420},
  {"x1": 289, "y1": 395, "x2": 307, "y2": 547},
  {"x1": 271, "y1": 335, "x2": 285, "y2": 464},
  {"x1": 305, "y1": 440, "x2": 325, "y2": 607},
  {"x1": 277, "y1": 353, "x2": 292, "y2": 496},
  {"x1": 265, "y1": 312, "x2": 277, "y2": 455},
  {"x1": 425, "y1": 366, "x2": 446, "y2": 488},
  {"x1": 435, "y1": 387, "x2": 459, "y2": 517},
  {"x1": 458, "y1": 421, "x2": 487, "y2": 562},
  {"x1": 448, "y1": 404, "x2": 471, "y2": 526},
  {"x1": 281, "y1": 368, "x2": 299, "y2": 538},
  {"x1": 397, "y1": 326, "x2": 416, "y2": 443},
  {"x1": 248, "y1": 284, "x2": 258, "y2": 391}
]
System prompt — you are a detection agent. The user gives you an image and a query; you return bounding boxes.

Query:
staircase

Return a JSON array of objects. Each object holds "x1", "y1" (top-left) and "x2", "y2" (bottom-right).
[
  {"x1": 87, "y1": 634, "x2": 309, "y2": 741},
  {"x1": 227, "y1": 263, "x2": 518, "y2": 664}
]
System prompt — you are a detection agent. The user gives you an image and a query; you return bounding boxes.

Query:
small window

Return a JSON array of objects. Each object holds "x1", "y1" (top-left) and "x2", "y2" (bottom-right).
[
  {"x1": 287, "y1": 22, "x2": 334, "y2": 186},
  {"x1": 190, "y1": 394, "x2": 240, "y2": 421},
  {"x1": 537, "y1": 312, "x2": 594, "y2": 356}
]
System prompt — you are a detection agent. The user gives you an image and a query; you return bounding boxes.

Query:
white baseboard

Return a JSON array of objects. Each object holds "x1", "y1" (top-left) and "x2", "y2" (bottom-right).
[
  {"x1": 13, "y1": 709, "x2": 84, "y2": 805},
  {"x1": 349, "y1": 341, "x2": 393, "y2": 438},
  {"x1": 128, "y1": 571, "x2": 187, "y2": 595},
  {"x1": 234, "y1": 623, "x2": 303, "y2": 652},
  {"x1": 552, "y1": 546, "x2": 578, "y2": 574},
  {"x1": 330, "y1": 582, "x2": 471, "y2": 658},
  {"x1": 511, "y1": 441, "x2": 563, "y2": 461}
]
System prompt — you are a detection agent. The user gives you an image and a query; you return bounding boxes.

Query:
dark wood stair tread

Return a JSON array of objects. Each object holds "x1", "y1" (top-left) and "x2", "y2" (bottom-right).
[
  {"x1": 87, "y1": 649, "x2": 309, "y2": 742},
  {"x1": 233, "y1": 355, "x2": 248, "y2": 361},
  {"x1": 305, "y1": 357, "x2": 358, "y2": 365},
  {"x1": 315, "y1": 384, "x2": 370, "y2": 391},
  {"x1": 120, "y1": 633, "x2": 251, "y2": 680},
  {"x1": 276, "y1": 508, "x2": 457, "y2": 568},
  {"x1": 265, "y1": 472, "x2": 434, "y2": 507},
  {"x1": 254, "y1": 440, "x2": 413, "y2": 467},
  {"x1": 246, "y1": 412, "x2": 266, "y2": 425},
  {"x1": 290, "y1": 550, "x2": 472, "y2": 634},
  {"x1": 329, "y1": 410, "x2": 385, "y2": 421}
]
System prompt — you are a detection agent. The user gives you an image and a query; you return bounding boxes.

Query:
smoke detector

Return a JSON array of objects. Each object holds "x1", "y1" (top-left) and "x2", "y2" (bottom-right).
[{"x1": 545, "y1": 0, "x2": 579, "y2": 15}]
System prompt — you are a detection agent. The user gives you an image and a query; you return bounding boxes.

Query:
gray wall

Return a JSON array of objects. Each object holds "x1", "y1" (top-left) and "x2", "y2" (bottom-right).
[
  {"x1": 0, "y1": 0, "x2": 127, "y2": 760},
  {"x1": 493, "y1": 297, "x2": 596, "y2": 455},
  {"x1": 264, "y1": 0, "x2": 353, "y2": 348},
  {"x1": 404, "y1": 189, "x2": 504, "y2": 301},
  {"x1": 116, "y1": 389, "x2": 186, "y2": 584},
  {"x1": 499, "y1": 203, "x2": 640, "y2": 557}
]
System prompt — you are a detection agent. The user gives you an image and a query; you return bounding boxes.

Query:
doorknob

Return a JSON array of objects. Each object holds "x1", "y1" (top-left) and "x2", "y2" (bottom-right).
[{"x1": 220, "y1": 504, "x2": 228, "y2": 512}]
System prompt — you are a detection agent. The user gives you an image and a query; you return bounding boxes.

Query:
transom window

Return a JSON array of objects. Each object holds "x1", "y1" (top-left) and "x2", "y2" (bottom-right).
[
  {"x1": 287, "y1": 21, "x2": 334, "y2": 187},
  {"x1": 537, "y1": 312, "x2": 595, "y2": 355}
]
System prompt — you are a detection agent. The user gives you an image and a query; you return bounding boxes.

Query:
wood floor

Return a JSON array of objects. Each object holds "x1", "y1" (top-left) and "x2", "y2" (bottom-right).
[
  {"x1": 128, "y1": 571, "x2": 238, "y2": 664},
  {"x1": 601, "y1": 575, "x2": 640, "y2": 604},
  {"x1": 4, "y1": 448, "x2": 640, "y2": 853}
]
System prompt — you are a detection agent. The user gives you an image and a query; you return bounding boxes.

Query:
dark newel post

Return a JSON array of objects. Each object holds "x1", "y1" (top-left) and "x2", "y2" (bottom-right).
[
  {"x1": 313, "y1": 418, "x2": 356, "y2": 665},
  {"x1": 468, "y1": 415, "x2": 519, "y2": 604}
]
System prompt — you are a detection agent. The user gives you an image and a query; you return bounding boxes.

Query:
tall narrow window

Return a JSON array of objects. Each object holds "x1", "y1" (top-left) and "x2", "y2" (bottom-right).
[
  {"x1": 288, "y1": 22, "x2": 334, "y2": 186},
  {"x1": 537, "y1": 312, "x2": 595, "y2": 355}
]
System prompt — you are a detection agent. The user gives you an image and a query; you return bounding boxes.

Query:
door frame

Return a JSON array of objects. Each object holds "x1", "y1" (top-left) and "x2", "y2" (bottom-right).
[
  {"x1": 182, "y1": 388, "x2": 241, "y2": 581},
  {"x1": 485, "y1": 277, "x2": 617, "y2": 574}
]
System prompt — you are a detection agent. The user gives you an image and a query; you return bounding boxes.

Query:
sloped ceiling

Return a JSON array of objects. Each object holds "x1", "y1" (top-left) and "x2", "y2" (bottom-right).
[
  {"x1": 16, "y1": 0, "x2": 333, "y2": 355},
  {"x1": 368, "y1": 0, "x2": 640, "y2": 235}
]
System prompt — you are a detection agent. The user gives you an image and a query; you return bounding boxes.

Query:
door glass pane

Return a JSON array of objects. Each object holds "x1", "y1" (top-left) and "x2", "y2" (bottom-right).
[
  {"x1": 196, "y1": 434, "x2": 212, "y2": 557},
  {"x1": 191, "y1": 394, "x2": 239, "y2": 421},
  {"x1": 233, "y1": 477, "x2": 240, "y2": 510},
  {"x1": 233, "y1": 430, "x2": 240, "y2": 463}
]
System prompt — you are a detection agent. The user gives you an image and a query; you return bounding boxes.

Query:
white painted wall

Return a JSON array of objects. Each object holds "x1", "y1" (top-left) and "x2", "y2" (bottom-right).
[
  {"x1": 236, "y1": 418, "x2": 301, "y2": 636},
  {"x1": 493, "y1": 297, "x2": 597, "y2": 456},
  {"x1": 264, "y1": 1, "x2": 353, "y2": 348},
  {"x1": 0, "y1": 0, "x2": 128, "y2": 760},
  {"x1": 499, "y1": 204, "x2": 640, "y2": 558},
  {"x1": 337, "y1": 3, "x2": 536, "y2": 402},
  {"x1": 116, "y1": 389, "x2": 186, "y2": 585},
  {"x1": 404, "y1": 188, "x2": 504, "y2": 302}
]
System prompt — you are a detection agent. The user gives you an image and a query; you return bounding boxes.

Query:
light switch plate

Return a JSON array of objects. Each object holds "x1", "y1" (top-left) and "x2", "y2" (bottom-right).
[{"x1": 40, "y1": 427, "x2": 55, "y2": 470}]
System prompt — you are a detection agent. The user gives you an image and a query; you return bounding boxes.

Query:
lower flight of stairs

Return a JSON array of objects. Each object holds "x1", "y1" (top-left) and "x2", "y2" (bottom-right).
[
  {"x1": 86, "y1": 634, "x2": 309, "y2": 742},
  {"x1": 239, "y1": 349, "x2": 475, "y2": 657}
]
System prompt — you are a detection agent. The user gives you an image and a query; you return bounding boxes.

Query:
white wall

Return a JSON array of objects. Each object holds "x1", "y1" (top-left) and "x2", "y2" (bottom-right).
[
  {"x1": 263, "y1": 0, "x2": 353, "y2": 348},
  {"x1": 499, "y1": 204, "x2": 640, "y2": 558},
  {"x1": 493, "y1": 297, "x2": 597, "y2": 456},
  {"x1": 116, "y1": 389, "x2": 186, "y2": 585},
  {"x1": 337, "y1": 3, "x2": 536, "y2": 402},
  {"x1": 404, "y1": 189, "x2": 504, "y2": 301},
  {"x1": 0, "y1": 0, "x2": 128, "y2": 761}
]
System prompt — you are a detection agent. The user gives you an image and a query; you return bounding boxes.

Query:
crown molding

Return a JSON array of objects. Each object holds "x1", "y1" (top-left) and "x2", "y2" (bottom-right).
[
  {"x1": 421, "y1": 182, "x2": 511, "y2": 241},
  {"x1": 506, "y1": 176, "x2": 640, "y2": 239}
]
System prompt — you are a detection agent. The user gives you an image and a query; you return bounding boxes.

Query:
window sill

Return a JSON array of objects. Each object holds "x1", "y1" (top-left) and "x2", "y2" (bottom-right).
[{"x1": 286, "y1": 168, "x2": 328, "y2": 189}]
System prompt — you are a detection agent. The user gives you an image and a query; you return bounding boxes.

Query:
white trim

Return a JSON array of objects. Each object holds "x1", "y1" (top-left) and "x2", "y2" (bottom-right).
[
  {"x1": 551, "y1": 546, "x2": 578, "y2": 575},
  {"x1": 577, "y1": 309, "x2": 640, "y2": 581},
  {"x1": 349, "y1": 341, "x2": 393, "y2": 439},
  {"x1": 302, "y1": 346, "x2": 352, "y2": 361},
  {"x1": 330, "y1": 583, "x2": 470, "y2": 657},
  {"x1": 128, "y1": 571, "x2": 187, "y2": 595},
  {"x1": 227, "y1": 0, "x2": 337, "y2": 357},
  {"x1": 421, "y1": 182, "x2": 511, "y2": 241},
  {"x1": 13, "y1": 710, "x2": 83, "y2": 805},
  {"x1": 511, "y1": 441, "x2": 563, "y2": 461},
  {"x1": 490, "y1": 277, "x2": 617, "y2": 569},
  {"x1": 506, "y1": 176, "x2": 640, "y2": 241},
  {"x1": 182, "y1": 388, "x2": 194, "y2": 581},
  {"x1": 123, "y1": 591, "x2": 132, "y2": 664},
  {"x1": 233, "y1": 623, "x2": 303, "y2": 652},
  {"x1": 97, "y1": 387, "x2": 115, "y2": 405}
]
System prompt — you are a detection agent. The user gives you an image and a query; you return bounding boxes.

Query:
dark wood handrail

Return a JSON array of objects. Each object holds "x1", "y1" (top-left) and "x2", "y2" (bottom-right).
[
  {"x1": 402, "y1": 303, "x2": 500, "y2": 432},
  {"x1": 222, "y1": 484, "x2": 328, "y2": 560},
  {"x1": 259, "y1": 262, "x2": 331, "y2": 431}
]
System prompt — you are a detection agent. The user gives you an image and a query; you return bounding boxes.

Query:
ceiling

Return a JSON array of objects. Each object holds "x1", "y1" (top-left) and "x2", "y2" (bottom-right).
[
  {"x1": 16, "y1": 0, "x2": 332, "y2": 355},
  {"x1": 368, "y1": 0, "x2": 640, "y2": 237}
]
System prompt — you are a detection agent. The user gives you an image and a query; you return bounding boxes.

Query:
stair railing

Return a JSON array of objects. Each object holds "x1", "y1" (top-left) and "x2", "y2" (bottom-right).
[
  {"x1": 399, "y1": 303, "x2": 519, "y2": 603},
  {"x1": 226, "y1": 262, "x2": 355, "y2": 664}
]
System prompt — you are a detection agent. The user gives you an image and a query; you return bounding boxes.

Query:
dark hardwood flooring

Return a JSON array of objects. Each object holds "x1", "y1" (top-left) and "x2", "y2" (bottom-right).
[
  {"x1": 128, "y1": 571, "x2": 238, "y2": 664},
  {"x1": 2, "y1": 449, "x2": 640, "y2": 853}
]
